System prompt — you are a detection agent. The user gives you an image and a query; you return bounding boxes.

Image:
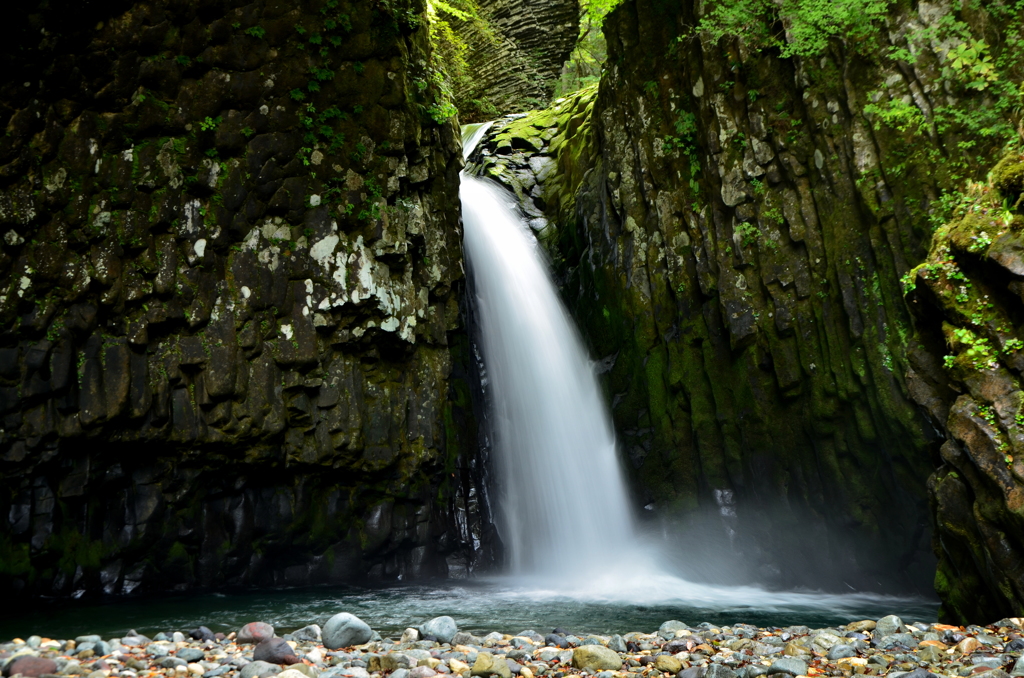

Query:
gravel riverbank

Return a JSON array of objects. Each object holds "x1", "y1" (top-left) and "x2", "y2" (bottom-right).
[{"x1": 2, "y1": 614, "x2": 1021, "y2": 678}]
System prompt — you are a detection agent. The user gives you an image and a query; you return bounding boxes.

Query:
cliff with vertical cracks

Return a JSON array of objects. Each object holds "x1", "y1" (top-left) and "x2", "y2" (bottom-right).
[
  {"x1": 0, "y1": 0, "x2": 498, "y2": 598},
  {"x1": 455, "y1": 0, "x2": 580, "y2": 117},
  {"x1": 468, "y1": 0, "x2": 1024, "y2": 603}
]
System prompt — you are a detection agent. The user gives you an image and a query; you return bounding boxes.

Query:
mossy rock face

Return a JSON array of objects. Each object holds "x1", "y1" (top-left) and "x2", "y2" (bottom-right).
[
  {"x1": 469, "y1": 0, "x2": 1024, "y2": 604},
  {"x1": 907, "y1": 150, "x2": 1024, "y2": 623},
  {"x1": 0, "y1": 0, "x2": 493, "y2": 598},
  {"x1": 991, "y1": 151, "x2": 1024, "y2": 201},
  {"x1": 447, "y1": 0, "x2": 580, "y2": 120}
]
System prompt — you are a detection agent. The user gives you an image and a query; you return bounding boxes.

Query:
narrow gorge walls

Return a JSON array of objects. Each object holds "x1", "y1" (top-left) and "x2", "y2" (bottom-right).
[
  {"x1": 458, "y1": 0, "x2": 580, "y2": 116},
  {"x1": 0, "y1": 0, "x2": 496, "y2": 598},
  {"x1": 469, "y1": 0, "x2": 1024, "y2": 609}
]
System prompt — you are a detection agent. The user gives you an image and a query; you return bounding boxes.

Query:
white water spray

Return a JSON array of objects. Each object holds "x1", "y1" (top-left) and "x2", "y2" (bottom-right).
[
  {"x1": 457, "y1": 126, "x2": 934, "y2": 619},
  {"x1": 460, "y1": 126, "x2": 633, "y2": 576}
]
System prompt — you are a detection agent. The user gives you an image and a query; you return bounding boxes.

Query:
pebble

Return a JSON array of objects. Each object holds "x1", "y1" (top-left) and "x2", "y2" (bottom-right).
[
  {"x1": 7, "y1": 614, "x2": 1024, "y2": 678},
  {"x1": 178, "y1": 649, "x2": 206, "y2": 663},
  {"x1": 240, "y1": 662, "x2": 281, "y2": 678}
]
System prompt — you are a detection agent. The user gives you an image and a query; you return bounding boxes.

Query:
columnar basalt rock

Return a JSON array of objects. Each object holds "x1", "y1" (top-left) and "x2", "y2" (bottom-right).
[
  {"x1": 0, "y1": 0, "x2": 495, "y2": 597},
  {"x1": 468, "y1": 0, "x2": 1024, "y2": 602},
  {"x1": 456, "y1": 0, "x2": 580, "y2": 117}
]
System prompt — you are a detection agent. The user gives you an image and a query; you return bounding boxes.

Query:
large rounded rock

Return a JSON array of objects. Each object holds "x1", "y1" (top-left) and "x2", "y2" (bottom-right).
[
  {"x1": 419, "y1": 616, "x2": 458, "y2": 645},
  {"x1": 571, "y1": 646, "x2": 622, "y2": 672},
  {"x1": 323, "y1": 612, "x2": 373, "y2": 650},
  {"x1": 5, "y1": 657, "x2": 58, "y2": 677},
  {"x1": 238, "y1": 622, "x2": 276, "y2": 645},
  {"x1": 253, "y1": 638, "x2": 300, "y2": 666},
  {"x1": 874, "y1": 615, "x2": 903, "y2": 638}
]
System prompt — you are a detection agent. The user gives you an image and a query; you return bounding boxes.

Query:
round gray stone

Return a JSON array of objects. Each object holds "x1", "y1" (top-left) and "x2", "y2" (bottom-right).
[
  {"x1": 178, "y1": 649, "x2": 205, "y2": 663},
  {"x1": 875, "y1": 615, "x2": 903, "y2": 638},
  {"x1": 767, "y1": 658, "x2": 807, "y2": 676},
  {"x1": 658, "y1": 621, "x2": 688, "y2": 640},
  {"x1": 706, "y1": 665, "x2": 737, "y2": 678},
  {"x1": 323, "y1": 612, "x2": 373, "y2": 650},
  {"x1": 159, "y1": 658, "x2": 187, "y2": 669},
  {"x1": 291, "y1": 625, "x2": 322, "y2": 643},
  {"x1": 419, "y1": 616, "x2": 458, "y2": 645},
  {"x1": 240, "y1": 661, "x2": 282, "y2": 678},
  {"x1": 827, "y1": 645, "x2": 857, "y2": 661}
]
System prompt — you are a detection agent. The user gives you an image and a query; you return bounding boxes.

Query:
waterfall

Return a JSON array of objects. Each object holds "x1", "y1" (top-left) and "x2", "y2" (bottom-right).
[{"x1": 460, "y1": 126, "x2": 634, "y2": 576}]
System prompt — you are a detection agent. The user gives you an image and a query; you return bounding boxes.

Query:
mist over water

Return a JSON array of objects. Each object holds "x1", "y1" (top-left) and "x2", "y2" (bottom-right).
[
  {"x1": 458, "y1": 124, "x2": 935, "y2": 614},
  {"x1": 0, "y1": 130, "x2": 940, "y2": 644}
]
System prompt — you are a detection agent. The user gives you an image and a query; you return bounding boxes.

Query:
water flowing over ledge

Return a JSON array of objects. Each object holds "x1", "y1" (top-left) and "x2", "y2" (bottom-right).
[{"x1": 456, "y1": 125, "x2": 935, "y2": 621}]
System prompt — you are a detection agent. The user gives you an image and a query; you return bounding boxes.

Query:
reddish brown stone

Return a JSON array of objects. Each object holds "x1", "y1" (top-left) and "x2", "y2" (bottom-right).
[
  {"x1": 252, "y1": 638, "x2": 299, "y2": 665},
  {"x1": 237, "y1": 622, "x2": 275, "y2": 645},
  {"x1": 5, "y1": 657, "x2": 58, "y2": 677}
]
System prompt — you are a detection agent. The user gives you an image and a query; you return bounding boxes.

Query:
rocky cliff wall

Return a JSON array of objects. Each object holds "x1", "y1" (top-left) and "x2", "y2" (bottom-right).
[
  {"x1": 454, "y1": 0, "x2": 580, "y2": 118},
  {"x1": 0, "y1": 0, "x2": 497, "y2": 598},
  {"x1": 468, "y1": 0, "x2": 1024, "y2": 602},
  {"x1": 905, "y1": 152, "x2": 1024, "y2": 622}
]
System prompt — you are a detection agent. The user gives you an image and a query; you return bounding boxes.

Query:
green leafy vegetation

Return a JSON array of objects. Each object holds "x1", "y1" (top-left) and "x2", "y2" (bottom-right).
[
  {"x1": 422, "y1": 0, "x2": 496, "y2": 122},
  {"x1": 660, "y1": 109, "x2": 701, "y2": 194},
  {"x1": 198, "y1": 116, "x2": 222, "y2": 132},
  {"x1": 736, "y1": 222, "x2": 759, "y2": 248},
  {"x1": 693, "y1": 0, "x2": 893, "y2": 59},
  {"x1": 554, "y1": 0, "x2": 624, "y2": 97}
]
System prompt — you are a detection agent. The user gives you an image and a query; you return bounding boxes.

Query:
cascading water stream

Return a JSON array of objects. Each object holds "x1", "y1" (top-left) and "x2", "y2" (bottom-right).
[
  {"x1": 459, "y1": 124, "x2": 634, "y2": 576},
  {"x1": 457, "y1": 125, "x2": 933, "y2": 620}
]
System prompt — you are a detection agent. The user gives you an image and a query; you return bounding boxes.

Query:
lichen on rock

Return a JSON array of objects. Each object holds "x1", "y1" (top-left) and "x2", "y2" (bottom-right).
[
  {"x1": 466, "y1": 0, "x2": 1024, "y2": 600},
  {"x1": 0, "y1": 0, "x2": 494, "y2": 598}
]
